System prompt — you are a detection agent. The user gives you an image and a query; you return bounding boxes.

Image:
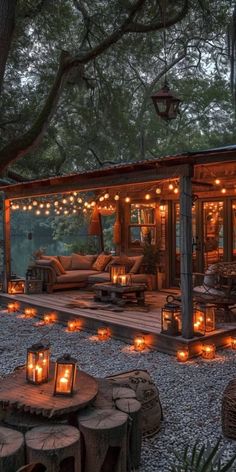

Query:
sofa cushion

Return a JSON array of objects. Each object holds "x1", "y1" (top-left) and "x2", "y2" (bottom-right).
[
  {"x1": 56, "y1": 270, "x2": 98, "y2": 283},
  {"x1": 71, "y1": 253, "x2": 96, "y2": 270},
  {"x1": 129, "y1": 255, "x2": 144, "y2": 274},
  {"x1": 88, "y1": 272, "x2": 110, "y2": 284},
  {"x1": 92, "y1": 254, "x2": 112, "y2": 271},
  {"x1": 40, "y1": 256, "x2": 65, "y2": 275},
  {"x1": 58, "y1": 255, "x2": 72, "y2": 271}
]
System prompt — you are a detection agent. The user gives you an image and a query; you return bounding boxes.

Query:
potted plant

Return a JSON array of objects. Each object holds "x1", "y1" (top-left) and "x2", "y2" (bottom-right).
[{"x1": 142, "y1": 242, "x2": 161, "y2": 290}]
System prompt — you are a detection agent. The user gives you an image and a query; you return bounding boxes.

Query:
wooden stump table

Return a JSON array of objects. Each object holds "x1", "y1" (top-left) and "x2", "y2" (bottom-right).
[
  {"x1": 93, "y1": 282, "x2": 146, "y2": 307},
  {"x1": 0, "y1": 426, "x2": 24, "y2": 472},
  {"x1": 0, "y1": 364, "x2": 98, "y2": 419}
]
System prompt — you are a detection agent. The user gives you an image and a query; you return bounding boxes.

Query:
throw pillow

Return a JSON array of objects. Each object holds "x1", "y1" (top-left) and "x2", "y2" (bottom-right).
[
  {"x1": 92, "y1": 254, "x2": 112, "y2": 271},
  {"x1": 58, "y1": 255, "x2": 72, "y2": 271},
  {"x1": 36, "y1": 258, "x2": 64, "y2": 276},
  {"x1": 129, "y1": 255, "x2": 144, "y2": 274},
  {"x1": 106, "y1": 369, "x2": 163, "y2": 437},
  {"x1": 71, "y1": 253, "x2": 96, "y2": 270},
  {"x1": 41, "y1": 255, "x2": 65, "y2": 275}
]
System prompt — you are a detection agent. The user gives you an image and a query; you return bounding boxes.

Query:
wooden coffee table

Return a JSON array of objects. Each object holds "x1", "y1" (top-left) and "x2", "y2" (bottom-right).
[{"x1": 93, "y1": 282, "x2": 146, "y2": 306}]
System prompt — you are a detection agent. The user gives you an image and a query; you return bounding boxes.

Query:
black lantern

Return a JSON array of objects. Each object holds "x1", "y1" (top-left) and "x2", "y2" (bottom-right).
[
  {"x1": 54, "y1": 353, "x2": 77, "y2": 396},
  {"x1": 26, "y1": 343, "x2": 50, "y2": 385},
  {"x1": 161, "y1": 303, "x2": 181, "y2": 335},
  {"x1": 151, "y1": 81, "x2": 181, "y2": 121}
]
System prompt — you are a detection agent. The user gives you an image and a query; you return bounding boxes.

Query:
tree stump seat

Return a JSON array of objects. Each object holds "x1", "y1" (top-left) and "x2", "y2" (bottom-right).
[
  {"x1": 222, "y1": 378, "x2": 236, "y2": 439},
  {"x1": 0, "y1": 426, "x2": 25, "y2": 472},
  {"x1": 25, "y1": 425, "x2": 81, "y2": 472},
  {"x1": 78, "y1": 408, "x2": 128, "y2": 472}
]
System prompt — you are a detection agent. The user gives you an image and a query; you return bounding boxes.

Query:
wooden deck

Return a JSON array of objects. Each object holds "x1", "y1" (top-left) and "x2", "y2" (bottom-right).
[{"x1": 1, "y1": 289, "x2": 236, "y2": 357}]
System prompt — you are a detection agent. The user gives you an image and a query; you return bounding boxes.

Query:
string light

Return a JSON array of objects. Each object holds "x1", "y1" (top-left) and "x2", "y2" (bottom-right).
[
  {"x1": 174, "y1": 188, "x2": 179, "y2": 194},
  {"x1": 221, "y1": 188, "x2": 226, "y2": 194},
  {"x1": 99, "y1": 196, "x2": 104, "y2": 202},
  {"x1": 46, "y1": 203, "x2": 51, "y2": 208},
  {"x1": 62, "y1": 198, "x2": 67, "y2": 204},
  {"x1": 77, "y1": 197, "x2": 83, "y2": 204},
  {"x1": 145, "y1": 193, "x2": 151, "y2": 200},
  {"x1": 156, "y1": 187, "x2": 161, "y2": 194},
  {"x1": 168, "y1": 183, "x2": 174, "y2": 190},
  {"x1": 39, "y1": 203, "x2": 44, "y2": 209},
  {"x1": 32, "y1": 200, "x2": 38, "y2": 206},
  {"x1": 36, "y1": 210, "x2": 41, "y2": 215},
  {"x1": 114, "y1": 194, "x2": 120, "y2": 201},
  {"x1": 104, "y1": 192, "x2": 109, "y2": 199},
  {"x1": 125, "y1": 196, "x2": 131, "y2": 203},
  {"x1": 215, "y1": 179, "x2": 221, "y2": 185}
]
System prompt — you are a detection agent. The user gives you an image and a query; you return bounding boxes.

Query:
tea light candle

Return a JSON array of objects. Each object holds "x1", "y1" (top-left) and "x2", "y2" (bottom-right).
[
  {"x1": 134, "y1": 335, "x2": 146, "y2": 351},
  {"x1": 59, "y1": 376, "x2": 69, "y2": 393},
  {"x1": 35, "y1": 365, "x2": 43, "y2": 382},
  {"x1": 112, "y1": 275, "x2": 118, "y2": 284},
  {"x1": 7, "y1": 303, "x2": 17, "y2": 313},
  {"x1": 97, "y1": 327, "x2": 109, "y2": 341},
  {"x1": 68, "y1": 321, "x2": 76, "y2": 332},
  {"x1": 202, "y1": 344, "x2": 215, "y2": 359},
  {"x1": 177, "y1": 350, "x2": 189, "y2": 362}
]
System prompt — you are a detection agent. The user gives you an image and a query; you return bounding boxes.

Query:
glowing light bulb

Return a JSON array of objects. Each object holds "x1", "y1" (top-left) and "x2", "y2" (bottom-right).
[
  {"x1": 23, "y1": 206, "x2": 27, "y2": 211},
  {"x1": 32, "y1": 200, "x2": 38, "y2": 206},
  {"x1": 156, "y1": 188, "x2": 161, "y2": 194},
  {"x1": 62, "y1": 198, "x2": 67, "y2": 204},
  {"x1": 125, "y1": 196, "x2": 130, "y2": 203},
  {"x1": 215, "y1": 179, "x2": 220, "y2": 185},
  {"x1": 77, "y1": 197, "x2": 83, "y2": 204},
  {"x1": 45, "y1": 210, "x2": 50, "y2": 215},
  {"x1": 174, "y1": 188, "x2": 179, "y2": 194},
  {"x1": 54, "y1": 201, "x2": 59, "y2": 206},
  {"x1": 46, "y1": 203, "x2": 51, "y2": 208},
  {"x1": 104, "y1": 192, "x2": 109, "y2": 199},
  {"x1": 91, "y1": 201, "x2": 96, "y2": 207},
  {"x1": 69, "y1": 196, "x2": 74, "y2": 202},
  {"x1": 168, "y1": 183, "x2": 174, "y2": 190},
  {"x1": 145, "y1": 193, "x2": 151, "y2": 200},
  {"x1": 221, "y1": 188, "x2": 226, "y2": 194},
  {"x1": 114, "y1": 194, "x2": 120, "y2": 201},
  {"x1": 99, "y1": 196, "x2": 104, "y2": 202},
  {"x1": 36, "y1": 210, "x2": 41, "y2": 215},
  {"x1": 39, "y1": 203, "x2": 44, "y2": 209},
  {"x1": 28, "y1": 205, "x2": 32, "y2": 210}
]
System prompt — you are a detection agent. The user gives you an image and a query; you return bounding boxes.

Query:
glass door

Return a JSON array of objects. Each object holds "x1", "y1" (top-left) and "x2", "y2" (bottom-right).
[{"x1": 202, "y1": 201, "x2": 224, "y2": 269}]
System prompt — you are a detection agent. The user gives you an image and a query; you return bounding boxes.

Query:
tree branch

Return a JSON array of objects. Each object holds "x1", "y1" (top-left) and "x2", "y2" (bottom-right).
[{"x1": 0, "y1": 51, "x2": 71, "y2": 172}]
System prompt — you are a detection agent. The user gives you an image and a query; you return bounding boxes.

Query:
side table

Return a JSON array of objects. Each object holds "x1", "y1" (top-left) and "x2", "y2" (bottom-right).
[{"x1": 93, "y1": 282, "x2": 146, "y2": 306}]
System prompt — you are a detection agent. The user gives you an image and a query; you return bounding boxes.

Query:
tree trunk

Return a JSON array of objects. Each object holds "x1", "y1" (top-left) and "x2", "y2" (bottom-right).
[{"x1": 0, "y1": 0, "x2": 16, "y2": 93}]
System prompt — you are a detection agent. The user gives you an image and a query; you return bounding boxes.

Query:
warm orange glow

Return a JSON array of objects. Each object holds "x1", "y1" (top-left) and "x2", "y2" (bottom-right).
[
  {"x1": 177, "y1": 350, "x2": 189, "y2": 362},
  {"x1": 67, "y1": 320, "x2": 79, "y2": 332},
  {"x1": 8, "y1": 280, "x2": 25, "y2": 294},
  {"x1": 125, "y1": 196, "x2": 131, "y2": 203},
  {"x1": 7, "y1": 302, "x2": 19, "y2": 313},
  {"x1": 134, "y1": 336, "x2": 146, "y2": 351},
  {"x1": 24, "y1": 307, "x2": 37, "y2": 318},
  {"x1": 44, "y1": 312, "x2": 56, "y2": 324},
  {"x1": 145, "y1": 193, "x2": 151, "y2": 200},
  {"x1": 202, "y1": 344, "x2": 216, "y2": 359},
  {"x1": 215, "y1": 178, "x2": 221, "y2": 185},
  {"x1": 98, "y1": 327, "x2": 110, "y2": 341},
  {"x1": 231, "y1": 337, "x2": 236, "y2": 350},
  {"x1": 119, "y1": 275, "x2": 127, "y2": 286}
]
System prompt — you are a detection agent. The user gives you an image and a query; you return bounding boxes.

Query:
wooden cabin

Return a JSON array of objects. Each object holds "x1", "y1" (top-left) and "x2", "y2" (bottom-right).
[{"x1": 0, "y1": 144, "x2": 236, "y2": 352}]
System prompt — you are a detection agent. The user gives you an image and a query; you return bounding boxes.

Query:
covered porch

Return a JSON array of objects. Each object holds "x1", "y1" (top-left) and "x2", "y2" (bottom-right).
[{"x1": 1, "y1": 144, "x2": 236, "y2": 353}]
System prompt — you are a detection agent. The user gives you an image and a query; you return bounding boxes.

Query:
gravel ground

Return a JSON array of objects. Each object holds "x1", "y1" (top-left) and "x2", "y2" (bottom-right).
[{"x1": 1, "y1": 308, "x2": 236, "y2": 471}]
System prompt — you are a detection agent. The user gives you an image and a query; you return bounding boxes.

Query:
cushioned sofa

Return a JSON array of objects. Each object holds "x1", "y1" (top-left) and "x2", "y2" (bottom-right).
[{"x1": 29, "y1": 253, "x2": 148, "y2": 293}]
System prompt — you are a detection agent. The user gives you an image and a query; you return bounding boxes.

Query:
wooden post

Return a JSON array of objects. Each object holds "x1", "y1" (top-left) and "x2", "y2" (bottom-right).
[
  {"x1": 180, "y1": 172, "x2": 194, "y2": 339},
  {"x1": 98, "y1": 213, "x2": 104, "y2": 252},
  {"x1": 0, "y1": 426, "x2": 25, "y2": 472},
  {"x1": 1, "y1": 194, "x2": 11, "y2": 292}
]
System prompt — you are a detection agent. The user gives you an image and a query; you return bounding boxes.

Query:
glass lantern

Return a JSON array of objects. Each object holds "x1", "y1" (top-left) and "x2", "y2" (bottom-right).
[
  {"x1": 134, "y1": 335, "x2": 146, "y2": 351},
  {"x1": 202, "y1": 344, "x2": 216, "y2": 359},
  {"x1": 26, "y1": 343, "x2": 50, "y2": 385},
  {"x1": 161, "y1": 303, "x2": 182, "y2": 336},
  {"x1": 8, "y1": 278, "x2": 25, "y2": 294},
  {"x1": 97, "y1": 326, "x2": 110, "y2": 340},
  {"x1": 117, "y1": 274, "x2": 132, "y2": 286},
  {"x1": 110, "y1": 262, "x2": 126, "y2": 284},
  {"x1": 194, "y1": 304, "x2": 215, "y2": 334},
  {"x1": 54, "y1": 354, "x2": 77, "y2": 396}
]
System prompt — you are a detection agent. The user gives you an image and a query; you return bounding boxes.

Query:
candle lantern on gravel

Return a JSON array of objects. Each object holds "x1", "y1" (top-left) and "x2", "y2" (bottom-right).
[
  {"x1": 194, "y1": 303, "x2": 215, "y2": 334},
  {"x1": 161, "y1": 303, "x2": 181, "y2": 335},
  {"x1": 97, "y1": 326, "x2": 110, "y2": 341},
  {"x1": 26, "y1": 343, "x2": 50, "y2": 385},
  {"x1": 134, "y1": 335, "x2": 146, "y2": 351},
  {"x1": 202, "y1": 344, "x2": 216, "y2": 359},
  {"x1": 54, "y1": 354, "x2": 77, "y2": 396},
  {"x1": 8, "y1": 278, "x2": 25, "y2": 294},
  {"x1": 177, "y1": 349, "x2": 189, "y2": 362},
  {"x1": 110, "y1": 262, "x2": 126, "y2": 284},
  {"x1": 7, "y1": 302, "x2": 19, "y2": 313},
  {"x1": 231, "y1": 336, "x2": 236, "y2": 350}
]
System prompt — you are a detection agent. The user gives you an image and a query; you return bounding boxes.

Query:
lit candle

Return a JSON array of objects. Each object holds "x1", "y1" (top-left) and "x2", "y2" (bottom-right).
[
  {"x1": 68, "y1": 321, "x2": 76, "y2": 332},
  {"x1": 202, "y1": 344, "x2": 215, "y2": 359},
  {"x1": 8, "y1": 303, "x2": 16, "y2": 313},
  {"x1": 35, "y1": 365, "x2": 43, "y2": 382},
  {"x1": 98, "y1": 327, "x2": 109, "y2": 341},
  {"x1": 24, "y1": 308, "x2": 32, "y2": 318},
  {"x1": 134, "y1": 336, "x2": 145, "y2": 351},
  {"x1": 120, "y1": 275, "x2": 127, "y2": 286},
  {"x1": 177, "y1": 350, "x2": 188, "y2": 362},
  {"x1": 231, "y1": 337, "x2": 236, "y2": 350},
  {"x1": 112, "y1": 275, "x2": 118, "y2": 284},
  {"x1": 59, "y1": 376, "x2": 69, "y2": 393}
]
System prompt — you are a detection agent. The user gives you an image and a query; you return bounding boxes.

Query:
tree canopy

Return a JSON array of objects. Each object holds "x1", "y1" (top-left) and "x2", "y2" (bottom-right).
[{"x1": 0, "y1": 0, "x2": 234, "y2": 178}]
